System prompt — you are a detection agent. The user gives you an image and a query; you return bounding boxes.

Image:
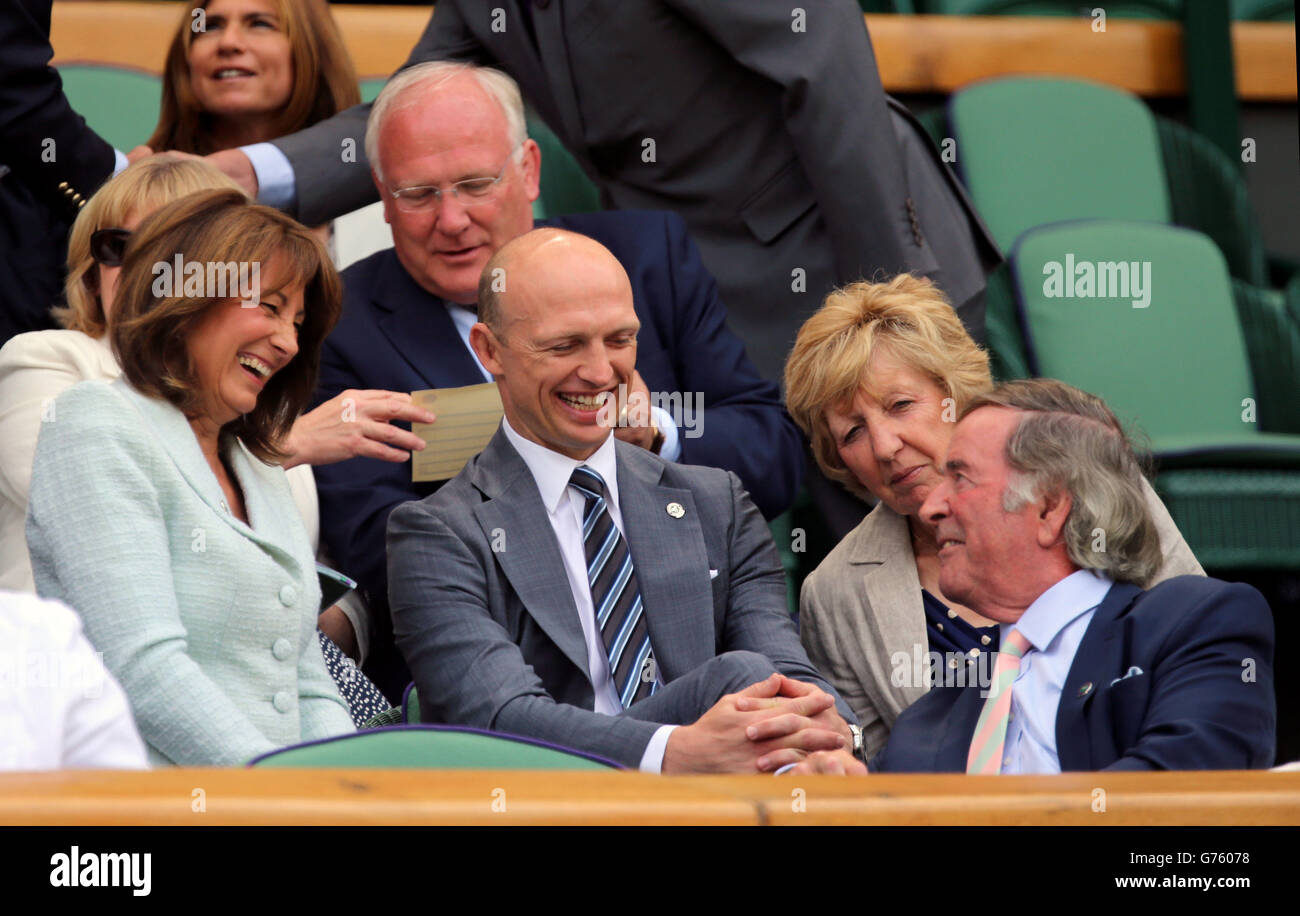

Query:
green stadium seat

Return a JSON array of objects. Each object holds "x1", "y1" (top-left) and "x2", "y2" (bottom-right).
[
  {"x1": 250, "y1": 725, "x2": 619, "y2": 769},
  {"x1": 949, "y1": 77, "x2": 1171, "y2": 255},
  {"x1": 1010, "y1": 220, "x2": 1300, "y2": 568},
  {"x1": 55, "y1": 64, "x2": 162, "y2": 152}
]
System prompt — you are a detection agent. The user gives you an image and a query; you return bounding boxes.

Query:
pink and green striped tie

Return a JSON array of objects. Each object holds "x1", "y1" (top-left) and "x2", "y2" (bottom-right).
[{"x1": 966, "y1": 628, "x2": 1033, "y2": 774}]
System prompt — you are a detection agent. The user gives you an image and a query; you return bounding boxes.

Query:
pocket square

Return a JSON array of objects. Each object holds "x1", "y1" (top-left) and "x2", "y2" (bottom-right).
[
  {"x1": 709, "y1": 569, "x2": 719, "y2": 580},
  {"x1": 1109, "y1": 665, "x2": 1145, "y2": 687}
]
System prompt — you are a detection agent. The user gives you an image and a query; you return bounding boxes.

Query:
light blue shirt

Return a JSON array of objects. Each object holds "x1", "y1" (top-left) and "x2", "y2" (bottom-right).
[
  {"x1": 1000, "y1": 569, "x2": 1114, "y2": 774},
  {"x1": 500, "y1": 417, "x2": 676, "y2": 773},
  {"x1": 244, "y1": 142, "x2": 297, "y2": 211},
  {"x1": 448, "y1": 304, "x2": 681, "y2": 461}
]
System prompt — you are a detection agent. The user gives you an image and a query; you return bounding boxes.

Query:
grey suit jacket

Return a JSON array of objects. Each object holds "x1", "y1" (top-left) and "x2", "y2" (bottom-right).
[
  {"x1": 272, "y1": 0, "x2": 1000, "y2": 379},
  {"x1": 799, "y1": 479, "x2": 1205, "y2": 759},
  {"x1": 386, "y1": 427, "x2": 850, "y2": 767}
]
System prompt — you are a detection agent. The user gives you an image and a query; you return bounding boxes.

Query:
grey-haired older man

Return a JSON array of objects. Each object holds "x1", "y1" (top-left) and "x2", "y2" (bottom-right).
[{"x1": 796, "y1": 379, "x2": 1275, "y2": 774}]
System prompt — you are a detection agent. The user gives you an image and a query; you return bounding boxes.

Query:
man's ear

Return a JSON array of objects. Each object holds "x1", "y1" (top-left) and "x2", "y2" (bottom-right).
[
  {"x1": 469, "y1": 322, "x2": 504, "y2": 377},
  {"x1": 1036, "y1": 486, "x2": 1073, "y2": 548},
  {"x1": 519, "y1": 138, "x2": 542, "y2": 204}
]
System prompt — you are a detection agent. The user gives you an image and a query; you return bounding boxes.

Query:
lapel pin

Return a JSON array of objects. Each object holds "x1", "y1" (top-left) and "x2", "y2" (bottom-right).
[
  {"x1": 666, "y1": 502, "x2": 685, "y2": 518},
  {"x1": 1077, "y1": 681, "x2": 1094, "y2": 698}
]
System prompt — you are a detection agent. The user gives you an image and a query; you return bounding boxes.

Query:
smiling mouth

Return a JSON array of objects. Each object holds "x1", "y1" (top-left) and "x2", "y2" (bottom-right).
[
  {"x1": 557, "y1": 392, "x2": 612, "y2": 412},
  {"x1": 238, "y1": 353, "x2": 272, "y2": 384},
  {"x1": 214, "y1": 68, "x2": 256, "y2": 80}
]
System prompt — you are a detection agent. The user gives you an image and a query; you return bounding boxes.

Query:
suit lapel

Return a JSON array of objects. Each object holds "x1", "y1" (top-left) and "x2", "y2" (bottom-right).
[
  {"x1": 371, "y1": 252, "x2": 486, "y2": 390},
  {"x1": 851, "y1": 505, "x2": 929, "y2": 722},
  {"x1": 470, "y1": 429, "x2": 591, "y2": 683},
  {"x1": 615, "y1": 443, "x2": 714, "y2": 682},
  {"x1": 112, "y1": 379, "x2": 302, "y2": 564},
  {"x1": 1055, "y1": 581, "x2": 1142, "y2": 769}
]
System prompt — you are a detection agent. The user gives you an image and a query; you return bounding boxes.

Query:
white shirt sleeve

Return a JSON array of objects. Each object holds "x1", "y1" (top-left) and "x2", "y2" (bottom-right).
[{"x1": 638, "y1": 724, "x2": 677, "y2": 773}]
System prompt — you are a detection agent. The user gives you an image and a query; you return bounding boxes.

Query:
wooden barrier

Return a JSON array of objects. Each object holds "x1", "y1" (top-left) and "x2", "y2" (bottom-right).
[
  {"x1": 1, "y1": 768, "x2": 1297, "y2": 825},
  {"x1": 49, "y1": 3, "x2": 1296, "y2": 101}
]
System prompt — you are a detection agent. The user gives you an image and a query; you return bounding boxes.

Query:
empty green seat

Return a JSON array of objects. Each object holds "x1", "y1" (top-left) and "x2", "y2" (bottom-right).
[
  {"x1": 250, "y1": 725, "x2": 618, "y2": 769},
  {"x1": 55, "y1": 64, "x2": 162, "y2": 152},
  {"x1": 1010, "y1": 220, "x2": 1300, "y2": 568},
  {"x1": 949, "y1": 77, "x2": 1170, "y2": 254}
]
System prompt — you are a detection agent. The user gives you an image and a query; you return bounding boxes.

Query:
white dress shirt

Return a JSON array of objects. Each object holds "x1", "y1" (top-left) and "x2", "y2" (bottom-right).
[
  {"x1": 500, "y1": 418, "x2": 676, "y2": 772},
  {"x1": 1000, "y1": 569, "x2": 1114, "y2": 774},
  {"x1": 0, "y1": 591, "x2": 148, "y2": 770}
]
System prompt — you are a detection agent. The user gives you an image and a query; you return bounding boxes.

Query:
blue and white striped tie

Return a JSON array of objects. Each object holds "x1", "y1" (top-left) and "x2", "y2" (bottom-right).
[{"x1": 569, "y1": 465, "x2": 657, "y2": 708}]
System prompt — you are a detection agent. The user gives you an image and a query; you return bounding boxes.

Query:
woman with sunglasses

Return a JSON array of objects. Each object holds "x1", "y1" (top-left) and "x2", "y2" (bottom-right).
[{"x1": 26, "y1": 189, "x2": 360, "y2": 765}]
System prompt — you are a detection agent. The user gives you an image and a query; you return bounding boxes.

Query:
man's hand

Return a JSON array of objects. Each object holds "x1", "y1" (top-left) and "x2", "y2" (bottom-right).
[
  {"x1": 611, "y1": 370, "x2": 659, "y2": 452},
  {"x1": 204, "y1": 148, "x2": 259, "y2": 198},
  {"x1": 283, "y1": 390, "x2": 436, "y2": 469},
  {"x1": 788, "y1": 749, "x2": 868, "y2": 776},
  {"x1": 661, "y1": 673, "x2": 846, "y2": 774},
  {"x1": 735, "y1": 675, "x2": 854, "y2": 745},
  {"x1": 318, "y1": 604, "x2": 359, "y2": 661}
]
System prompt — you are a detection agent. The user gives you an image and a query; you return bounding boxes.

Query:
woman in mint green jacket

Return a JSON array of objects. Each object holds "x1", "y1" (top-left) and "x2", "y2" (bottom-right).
[{"x1": 27, "y1": 189, "x2": 356, "y2": 765}]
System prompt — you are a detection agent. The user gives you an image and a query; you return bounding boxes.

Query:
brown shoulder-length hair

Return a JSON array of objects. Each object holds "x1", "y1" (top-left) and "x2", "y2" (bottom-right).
[
  {"x1": 111, "y1": 189, "x2": 341, "y2": 462},
  {"x1": 147, "y1": 0, "x2": 361, "y2": 155}
]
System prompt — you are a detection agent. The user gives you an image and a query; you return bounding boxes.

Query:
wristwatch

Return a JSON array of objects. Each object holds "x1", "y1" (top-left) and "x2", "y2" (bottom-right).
[{"x1": 847, "y1": 723, "x2": 865, "y2": 762}]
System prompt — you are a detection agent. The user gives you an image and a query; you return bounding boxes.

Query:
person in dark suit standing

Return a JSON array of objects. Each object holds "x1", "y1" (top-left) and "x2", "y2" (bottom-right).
[
  {"x1": 313, "y1": 62, "x2": 804, "y2": 700},
  {"x1": 0, "y1": 0, "x2": 148, "y2": 345},
  {"x1": 387, "y1": 226, "x2": 858, "y2": 771},
  {"x1": 791, "y1": 379, "x2": 1275, "y2": 775}
]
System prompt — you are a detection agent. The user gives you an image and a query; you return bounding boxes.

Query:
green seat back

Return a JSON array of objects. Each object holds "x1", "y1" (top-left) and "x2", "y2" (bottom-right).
[
  {"x1": 252, "y1": 726, "x2": 617, "y2": 769},
  {"x1": 1231, "y1": 0, "x2": 1295, "y2": 20},
  {"x1": 359, "y1": 77, "x2": 386, "y2": 103},
  {"x1": 56, "y1": 64, "x2": 162, "y2": 152},
  {"x1": 950, "y1": 78, "x2": 1170, "y2": 253},
  {"x1": 1011, "y1": 220, "x2": 1257, "y2": 446}
]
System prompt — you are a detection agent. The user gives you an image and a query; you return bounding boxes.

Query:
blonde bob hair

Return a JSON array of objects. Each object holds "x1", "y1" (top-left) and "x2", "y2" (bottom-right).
[
  {"x1": 784, "y1": 274, "x2": 991, "y2": 501},
  {"x1": 57, "y1": 154, "x2": 245, "y2": 337},
  {"x1": 147, "y1": 0, "x2": 360, "y2": 155}
]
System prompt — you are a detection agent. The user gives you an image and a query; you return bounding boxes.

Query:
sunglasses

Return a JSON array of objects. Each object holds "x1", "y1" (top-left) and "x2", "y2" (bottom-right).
[{"x1": 90, "y1": 228, "x2": 132, "y2": 267}]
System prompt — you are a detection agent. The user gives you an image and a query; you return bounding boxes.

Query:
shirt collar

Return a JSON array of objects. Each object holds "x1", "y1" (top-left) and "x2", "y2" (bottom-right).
[
  {"x1": 501, "y1": 416, "x2": 619, "y2": 515},
  {"x1": 1006, "y1": 569, "x2": 1113, "y2": 653}
]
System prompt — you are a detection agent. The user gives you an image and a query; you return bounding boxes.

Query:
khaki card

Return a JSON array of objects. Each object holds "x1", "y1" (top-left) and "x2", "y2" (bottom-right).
[{"x1": 410, "y1": 383, "x2": 504, "y2": 482}]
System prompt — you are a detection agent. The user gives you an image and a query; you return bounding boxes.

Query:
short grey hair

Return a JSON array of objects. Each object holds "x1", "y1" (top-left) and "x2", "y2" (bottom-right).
[
  {"x1": 963, "y1": 379, "x2": 1163, "y2": 585},
  {"x1": 365, "y1": 61, "x2": 528, "y2": 185}
]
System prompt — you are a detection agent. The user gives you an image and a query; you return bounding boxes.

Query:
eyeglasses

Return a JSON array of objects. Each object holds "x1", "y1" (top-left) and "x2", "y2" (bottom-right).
[
  {"x1": 387, "y1": 143, "x2": 523, "y2": 213},
  {"x1": 90, "y1": 228, "x2": 132, "y2": 267}
]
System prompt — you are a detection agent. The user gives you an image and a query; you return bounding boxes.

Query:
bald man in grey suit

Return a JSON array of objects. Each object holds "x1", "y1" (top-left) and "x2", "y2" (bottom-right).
[{"x1": 386, "y1": 228, "x2": 859, "y2": 771}]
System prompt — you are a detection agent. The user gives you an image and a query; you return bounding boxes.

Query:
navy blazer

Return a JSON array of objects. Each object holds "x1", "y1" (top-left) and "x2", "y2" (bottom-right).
[
  {"x1": 314, "y1": 209, "x2": 804, "y2": 699},
  {"x1": 871, "y1": 575, "x2": 1276, "y2": 773}
]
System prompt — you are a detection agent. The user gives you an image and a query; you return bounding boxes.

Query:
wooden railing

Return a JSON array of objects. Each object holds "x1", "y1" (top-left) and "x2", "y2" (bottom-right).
[
  {"x1": 49, "y1": 3, "x2": 1297, "y2": 101},
  {"x1": 2, "y1": 768, "x2": 1298, "y2": 825}
]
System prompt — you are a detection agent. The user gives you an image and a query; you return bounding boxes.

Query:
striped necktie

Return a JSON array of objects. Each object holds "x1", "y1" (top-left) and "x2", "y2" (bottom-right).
[
  {"x1": 966, "y1": 628, "x2": 1033, "y2": 774},
  {"x1": 569, "y1": 465, "x2": 657, "y2": 708}
]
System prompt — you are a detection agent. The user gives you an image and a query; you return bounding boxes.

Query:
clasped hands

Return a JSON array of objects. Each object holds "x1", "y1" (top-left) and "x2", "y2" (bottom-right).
[{"x1": 662, "y1": 673, "x2": 857, "y2": 774}]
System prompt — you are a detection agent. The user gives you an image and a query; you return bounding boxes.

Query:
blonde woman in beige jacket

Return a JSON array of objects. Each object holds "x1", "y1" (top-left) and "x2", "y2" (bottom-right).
[{"x1": 784, "y1": 276, "x2": 1203, "y2": 759}]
